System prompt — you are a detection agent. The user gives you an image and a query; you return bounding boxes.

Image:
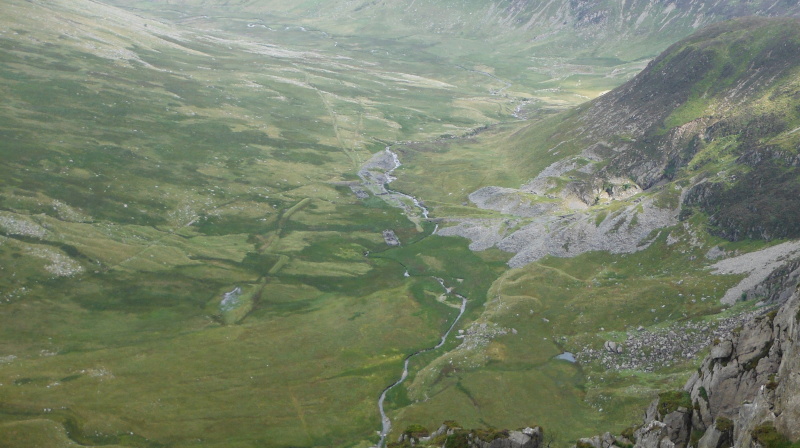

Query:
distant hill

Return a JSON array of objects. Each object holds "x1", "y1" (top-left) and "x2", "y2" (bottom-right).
[{"x1": 110, "y1": 0, "x2": 800, "y2": 60}]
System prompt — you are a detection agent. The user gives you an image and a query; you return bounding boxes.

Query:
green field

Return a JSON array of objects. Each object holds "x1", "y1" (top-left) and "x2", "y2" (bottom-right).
[{"x1": 1, "y1": 1, "x2": 795, "y2": 447}]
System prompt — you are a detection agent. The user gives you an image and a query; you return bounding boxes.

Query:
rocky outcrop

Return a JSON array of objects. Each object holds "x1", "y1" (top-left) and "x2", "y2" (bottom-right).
[
  {"x1": 581, "y1": 283, "x2": 800, "y2": 448},
  {"x1": 441, "y1": 193, "x2": 678, "y2": 268},
  {"x1": 575, "y1": 311, "x2": 759, "y2": 372},
  {"x1": 392, "y1": 423, "x2": 543, "y2": 448},
  {"x1": 751, "y1": 260, "x2": 800, "y2": 306},
  {"x1": 467, "y1": 428, "x2": 542, "y2": 448},
  {"x1": 440, "y1": 19, "x2": 800, "y2": 267},
  {"x1": 708, "y1": 241, "x2": 800, "y2": 305}
]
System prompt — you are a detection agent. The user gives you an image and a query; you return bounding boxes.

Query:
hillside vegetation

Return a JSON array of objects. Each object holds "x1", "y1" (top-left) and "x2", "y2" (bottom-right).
[
  {"x1": 1, "y1": 1, "x2": 800, "y2": 448},
  {"x1": 386, "y1": 16, "x2": 800, "y2": 445}
]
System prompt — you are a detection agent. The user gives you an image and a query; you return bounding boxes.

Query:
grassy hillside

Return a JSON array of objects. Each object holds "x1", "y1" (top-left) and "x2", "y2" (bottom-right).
[
  {"x1": 385, "y1": 17, "x2": 800, "y2": 445},
  {"x1": 0, "y1": 0, "x2": 513, "y2": 446},
  {"x1": 2, "y1": 1, "x2": 800, "y2": 447}
]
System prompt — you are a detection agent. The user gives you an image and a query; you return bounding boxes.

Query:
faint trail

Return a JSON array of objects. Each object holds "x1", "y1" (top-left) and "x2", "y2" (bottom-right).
[
  {"x1": 256, "y1": 198, "x2": 311, "y2": 274},
  {"x1": 305, "y1": 73, "x2": 361, "y2": 169},
  {"x1": 278, "y1": 197, "x2": 311, "y2": 231},
  {"x1": 533, "y1": 263, "x2": 586, "y2": 283},
  {"x1": 268, "y1": 254, "x2": 290, "y2": 275},
  {"x1": 290, "y1": 391, "x2": 314, "y2": 445},
  {"x1": 106, "y1": 199, "x2": 234, "y2": 272},
  {"x1": 455, "y1": 64, "x2": 513, "y2": 94},
  {"x1": 257, "y1": 232, "x2": 279, "y2": 252}
]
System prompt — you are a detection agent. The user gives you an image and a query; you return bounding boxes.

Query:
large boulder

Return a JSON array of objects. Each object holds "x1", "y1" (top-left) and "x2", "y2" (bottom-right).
[
  {"x1": 661, "y1": 409, "x2": 692, "y2": 448},
  {"x1": 710, "y1": 341, "x2": 733, "y2": 360},
  {"x1": 468, "y1": 427, "x2": 542, "y2": 448},
  {"x1": 634, "y1": 421, "x2": 672, "y2": 448}
]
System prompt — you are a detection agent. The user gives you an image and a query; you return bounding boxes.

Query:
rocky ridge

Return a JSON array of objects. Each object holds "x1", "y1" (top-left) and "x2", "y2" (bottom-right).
[
  {"x1": 391, "y1": 422, "x2": 544, "y2": 448},
  {"x1": 578, "y1": 282, "x2": 800, "y2": 448}
]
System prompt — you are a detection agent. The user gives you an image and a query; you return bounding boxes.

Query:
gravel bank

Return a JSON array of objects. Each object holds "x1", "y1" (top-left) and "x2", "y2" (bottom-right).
[
  {"x1": 438, "y1": 194, "x2": 678, "y2": 268},
  {"x1": 710, "y1": 240, "x2": 800, "y2": 304}
]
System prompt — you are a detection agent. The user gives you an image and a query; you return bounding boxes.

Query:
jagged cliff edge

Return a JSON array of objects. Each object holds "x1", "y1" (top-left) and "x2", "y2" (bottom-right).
[
  {"x1": 389, "y1": 265, "x2": 800, "y2": 448},
  {"x1": 578, "y1": 278, "x2": 800, "y2": 448}
]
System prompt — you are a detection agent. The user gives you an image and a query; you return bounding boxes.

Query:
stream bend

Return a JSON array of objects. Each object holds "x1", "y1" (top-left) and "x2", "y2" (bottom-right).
[
  {"x1": 361, "y1": 148, "x2": 468, "y2": 448},
  {"x1": 376, "y1": 291, "x2": 467, "y2": 448}
]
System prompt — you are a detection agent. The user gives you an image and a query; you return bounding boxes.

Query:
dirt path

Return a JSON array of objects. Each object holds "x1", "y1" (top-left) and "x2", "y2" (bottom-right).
[
  {"x1": 306, "y1": 73, "x2": 361, "y2": 169},
  {"x1": 256, "y1": 197, "x2": 311, "y2": 275}
]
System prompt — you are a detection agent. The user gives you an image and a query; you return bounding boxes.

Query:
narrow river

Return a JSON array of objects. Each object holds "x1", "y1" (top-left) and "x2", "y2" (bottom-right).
[
  {"x1": 376, "y1": 286, "x2": 467, "y2": 448},
  {"x1": 362, "y1": 148, "x2": 467, "y2": 447},
  {"x1": 384, "y1": 149, "x2": 429, "y2": 219}
]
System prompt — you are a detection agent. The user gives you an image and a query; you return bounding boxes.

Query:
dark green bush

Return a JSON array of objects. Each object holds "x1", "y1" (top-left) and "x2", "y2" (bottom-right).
[
  {"x1": 751, "y1": 423, "x2": 790, "y2": 448},
  {"x1": 716, "y1": 416, "x2": 734, "y2": 433},
  {"x1": 402, "y1": 424, "x2": 429, "y2": 439},
  {"x1": 699, "y1": 386, "x2": 709, "y2": 402},
  {"x1": 472, "y1": 427, "x2": 509, "y2": 442},
  {"x1": 443, "y1": 431, "x2": 470, "y2": 448},
  {"x1": 658, "y1": 390, "x2": 692, "y2": 416},
  {"x1": 620, "y1": 426, "x2": 638, "y2": 441}
]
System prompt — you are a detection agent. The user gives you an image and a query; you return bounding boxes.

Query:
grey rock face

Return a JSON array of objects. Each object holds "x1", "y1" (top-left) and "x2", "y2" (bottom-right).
[
  {"x1": 469, "y1": 427, "x2": 542, "y2": 448},
  {"x1": 469, "y1": 186, "x2": 557, "y2": 217},
  {"x1": 420, "y1": 425, "x2": 543, "y2": 448},
  {"x1": 604, "y1": 340, "x2": 623, "y2": 354},
  {"x1": 581, "y1": 282, "x2": 800, "y2": 448},
  {"x1": 382, "y1": 229, "x2": 401, "y2": 246},
  {"x1": 634, "y1": 420, "x2": 670, "y2": 448},
  {"x1": 710, "y1": 341, "x2": 733, "y2": 360},
  {"x1": 577, "y1": 432, "x2": 616, "y2": 448},
  {"x1": 696, "y1": 425, "x2": 722, "y2": 448},
  {"x1": 436, "y1": 219, "x2": 512, "y2": 251},
  {"x1": 661, "y1": 409, "x2": 692, "y2": 448},
  {"x1": 705, "y1": 246, "x2": 728, "y2": 260}
]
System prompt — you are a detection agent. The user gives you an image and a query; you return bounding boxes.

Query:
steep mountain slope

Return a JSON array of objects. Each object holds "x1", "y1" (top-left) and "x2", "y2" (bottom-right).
[
  {"x1": 575, "y1": 280, "x2": 800, "y2": 448},
  {"x1": 381, "y1": 17, "x2": 800, "y2": 445},
  {"x1": 424, "y1": 17, "x2": 800, "y2": 266}
]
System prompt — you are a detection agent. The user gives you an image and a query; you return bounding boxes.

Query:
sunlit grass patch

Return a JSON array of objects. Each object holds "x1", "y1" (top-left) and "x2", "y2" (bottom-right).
[{"x1": 281, "y1": 260, "x2": 373, "y2": 277}]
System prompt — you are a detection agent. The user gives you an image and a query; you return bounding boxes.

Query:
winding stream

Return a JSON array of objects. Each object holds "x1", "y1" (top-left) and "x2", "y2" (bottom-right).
[
  {"x1": 364, "y1": 148, "x2": 466, "y2": 447},
  {"x1": 376, "y1": 287, "x2": 467, "y2": 448},
  {"x1": 383, "y1": 148, "x2": 431, "y2": 220}
]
